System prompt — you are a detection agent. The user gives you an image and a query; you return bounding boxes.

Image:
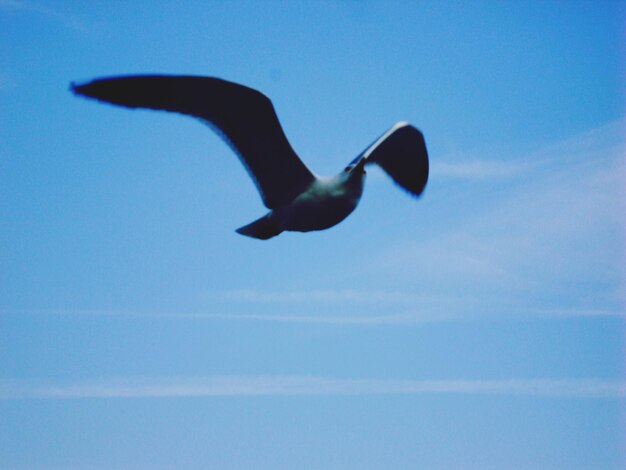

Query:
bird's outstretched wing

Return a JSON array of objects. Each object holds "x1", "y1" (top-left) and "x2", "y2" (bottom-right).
[
  {"x1": 360, "y1": 122, "x2": 429, "y2": 197},
  {"x1": 71, "y1": 75, "x2": 315, "y2": 209}
]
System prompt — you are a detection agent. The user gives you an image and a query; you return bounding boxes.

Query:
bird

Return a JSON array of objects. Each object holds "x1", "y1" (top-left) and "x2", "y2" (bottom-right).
[{"x1": 70, "y1": 75, "x2": 429, "y2": 239}]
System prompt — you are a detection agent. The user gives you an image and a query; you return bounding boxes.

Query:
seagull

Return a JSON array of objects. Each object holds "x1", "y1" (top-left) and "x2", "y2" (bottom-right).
[{"x1": 71, "y1": 75, "x2": 429, "y2": 239}]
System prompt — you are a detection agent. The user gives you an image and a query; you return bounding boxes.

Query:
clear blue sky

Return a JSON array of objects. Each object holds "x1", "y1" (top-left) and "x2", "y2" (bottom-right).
[{"x1": 1, "y1": 1, "x2": 624, "y2": 469}]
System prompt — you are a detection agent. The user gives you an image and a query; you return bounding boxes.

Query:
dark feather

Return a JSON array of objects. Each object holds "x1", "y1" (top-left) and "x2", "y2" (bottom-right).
[
  {"x1": 364, "y1": 123, "x2": 429, "y2": 197},
  {"x1": 71, "y1": 75, "x2": 315, "y2": 209}
]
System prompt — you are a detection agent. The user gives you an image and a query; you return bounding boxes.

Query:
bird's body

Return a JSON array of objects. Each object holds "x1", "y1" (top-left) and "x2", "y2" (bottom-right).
[
  {"x1": 286, "y1": 172, "x2": 365, "y2": 231},
  {"x1": 71, "y1": 75, "x2": 428, "y2": 239}
]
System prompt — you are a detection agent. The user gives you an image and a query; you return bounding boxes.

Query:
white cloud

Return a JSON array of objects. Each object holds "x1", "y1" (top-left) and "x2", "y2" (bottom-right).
[{"x1": 2, "y1": 376, "x2": 624, "y2": 400}]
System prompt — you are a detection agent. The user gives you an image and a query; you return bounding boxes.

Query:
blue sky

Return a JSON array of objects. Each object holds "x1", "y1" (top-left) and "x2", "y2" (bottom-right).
[{"x1": 1, "y1": 1, "x2": 624, "y2": 469}]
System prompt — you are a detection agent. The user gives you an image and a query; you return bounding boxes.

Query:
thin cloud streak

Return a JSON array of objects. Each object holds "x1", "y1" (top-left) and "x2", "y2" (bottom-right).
[
  {"x1": 174, "y1": 311, "x2": 449, "y2": 324},
  {"x1": 159, "y1": 308, "x2": 626, "y2": 322},
  {"x1": 0, "y1": 307, "x2": 444, "y2": 324},
  {"x1": 431, "y1": 159, "x2": 531, "y2": 179},
  {"x1": 2, "y1": 306, "x2": 623, "y2": 324},
  {"x1": 212, "y1": 288, "x2": 424, "y2": 304},
  {"x1": 2, "y1": 376, "x2": 624, "y2": 400}
]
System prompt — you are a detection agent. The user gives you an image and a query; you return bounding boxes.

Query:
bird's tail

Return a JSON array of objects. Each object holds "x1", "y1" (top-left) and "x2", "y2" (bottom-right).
[{"x1": 236, "y1": 214, "x2": 282, "y2": 240}]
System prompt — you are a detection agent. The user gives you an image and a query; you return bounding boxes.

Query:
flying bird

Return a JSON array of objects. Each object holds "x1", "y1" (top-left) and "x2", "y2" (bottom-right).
[{"x1": 71, "y1": 75, "x2": 428, "y2": 239}]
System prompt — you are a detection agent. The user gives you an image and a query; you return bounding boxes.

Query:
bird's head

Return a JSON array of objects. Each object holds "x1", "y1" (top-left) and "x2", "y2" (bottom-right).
[
  {"x1": 338, "y1": 156, "x2": 367, "y2": 196},
  {"x1": 342, "y1": 155, "x2": 367, "y2": 179}
]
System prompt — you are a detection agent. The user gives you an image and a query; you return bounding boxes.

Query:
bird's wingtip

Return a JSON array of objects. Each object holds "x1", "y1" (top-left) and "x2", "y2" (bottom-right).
[
  {"x1": 392, "y1": 121, "x2": 424, "y2": 135},
  {"x1": 69, "y1": 80, "x2": 88, "y2": 96}
]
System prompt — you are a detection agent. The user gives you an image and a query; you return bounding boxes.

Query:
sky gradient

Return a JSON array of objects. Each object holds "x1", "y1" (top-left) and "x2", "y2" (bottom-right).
[{"x1": 1, "y1": 1, "x2": 625, "y2": 469}]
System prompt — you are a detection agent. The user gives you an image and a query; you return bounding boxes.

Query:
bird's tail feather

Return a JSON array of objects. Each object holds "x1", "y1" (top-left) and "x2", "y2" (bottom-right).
[{"x1": 236, "y1": 215, "x2": 282, "y2": 240}]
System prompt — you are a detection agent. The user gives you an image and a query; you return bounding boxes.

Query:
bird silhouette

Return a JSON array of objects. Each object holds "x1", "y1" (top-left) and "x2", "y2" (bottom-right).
[{"x1": 71, "y1": 75, "x2": 428, "y2": 239}]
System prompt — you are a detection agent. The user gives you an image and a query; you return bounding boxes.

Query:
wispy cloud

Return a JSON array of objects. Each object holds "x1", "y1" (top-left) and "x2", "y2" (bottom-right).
[
  {"x1": 527, "y1": 308, "x2": 626, "y2": 318},
  {"x1": 2, "y1": 376, "x2": 624, "y2": 400},
  {"x1": 376, "y1": 118, "x2": 625, "y2": 312},
  {"x1": 3, "y1": 305, "x2": 623, "y2": 325},
  {"x1": 212, "y1": 288, "x2": 423, "y2": 304},
  {"x1": 431, "y1": 119, "x2": 624, "y2": 180},
  {"x1": 163, "y1": 311, "x2": 450, "y2": 324},
  {"x1": 0, "y1": 307, "x2": 445, "y2": 324},
  {"x1": 0, "y1": 0, "x2": 95, "y2": 33},
  {"x1": 431, "y1": 159, "x2": 532, "y2": 179}
]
